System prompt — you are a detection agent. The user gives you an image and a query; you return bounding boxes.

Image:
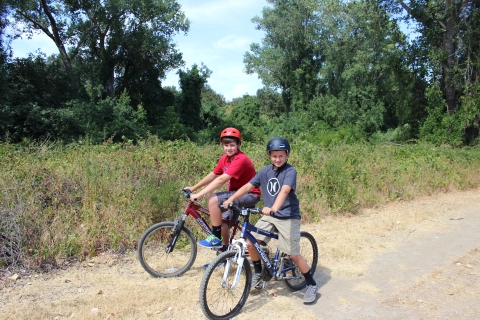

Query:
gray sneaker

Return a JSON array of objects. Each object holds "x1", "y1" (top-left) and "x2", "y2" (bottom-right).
[
  {"x1": 303, "y1": 284, "x2": 317, "y2": 303},
  {"x1": 251, "y1": 272, "x2": 263, "y2": 289}
]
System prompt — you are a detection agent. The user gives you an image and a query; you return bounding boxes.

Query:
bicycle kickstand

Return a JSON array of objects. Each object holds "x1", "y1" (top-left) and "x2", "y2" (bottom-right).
[{"x1": 260, "y1": 281, "x2": 267, "y2": 289}]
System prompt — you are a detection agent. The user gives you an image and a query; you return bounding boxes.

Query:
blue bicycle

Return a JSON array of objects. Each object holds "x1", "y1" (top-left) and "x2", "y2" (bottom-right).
[{"x1": 199, "y1": 205, "x2": 318, "y2": 320}]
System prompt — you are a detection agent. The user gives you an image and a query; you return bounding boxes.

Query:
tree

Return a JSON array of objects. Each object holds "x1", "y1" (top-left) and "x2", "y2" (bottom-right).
[
  {"x1": 244, "y1": 0, "x2": 324, "y2": 111},
  {"x1": 1, "y1": 54, "x2": 72, "y2": 142},
  {"x1": 200, "y1": 84, "x2": 226, "y2": 135},
  {"x1": 245, "y1": 0, "x2": 418, "y2": 136},
  {"x1": 0, "y1": 4, "x2": 8, "y2": 140},
  {"x1": 255, "y1": 87, "x2": 285, "y2": 117},
  {"x1": 318, "y1": 0, "x2": 420, "y2": 133},
  {"x1": 384, "y1": 0, "x2": 480, "y2": 113},
  {"x1": 8, "y1": 0, "x2": 190, "y2": 98},
  {"x1": 228, "y1": 95, "x2": 265, "y2": 142},
  {"x1": 0, "y1": 2, "x2": 7, "y2": 59},
  {"x1": 380, "y1": 0, "x2": 480, "y2": 143},
  {"x1": 177, "y1": 64, "x2": 211, "y2": 133}
]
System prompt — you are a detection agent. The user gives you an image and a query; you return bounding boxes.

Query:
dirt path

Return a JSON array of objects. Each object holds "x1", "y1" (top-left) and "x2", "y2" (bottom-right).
[
  {"x1": 306, "y1": 193, "x2": 480, "y2": 319},
  {"x1": 1, "y1": 189, "x2": 479, "y2": 320}
]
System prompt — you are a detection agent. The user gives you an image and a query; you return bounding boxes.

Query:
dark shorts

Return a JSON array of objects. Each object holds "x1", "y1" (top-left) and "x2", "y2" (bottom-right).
[{"x1": 216, "y1": 191, "x2": 260, "y2": 220}]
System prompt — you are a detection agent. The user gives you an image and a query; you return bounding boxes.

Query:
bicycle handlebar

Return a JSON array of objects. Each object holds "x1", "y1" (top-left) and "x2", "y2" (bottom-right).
[
  {"x1": 227, "y1": 203, "x2": 267, "y2": 216},
  {"x1": 182, "y1": 189, "x2": 276, "y2": 216},
  {"x1": 182, "y1": 188, "x2": 192, "y2": 199}
]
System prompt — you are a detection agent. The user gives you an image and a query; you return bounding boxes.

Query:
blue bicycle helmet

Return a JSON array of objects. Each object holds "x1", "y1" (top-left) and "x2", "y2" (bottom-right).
[{"x1": 266, "y1": 137, "x2": 290, "y2": 154}]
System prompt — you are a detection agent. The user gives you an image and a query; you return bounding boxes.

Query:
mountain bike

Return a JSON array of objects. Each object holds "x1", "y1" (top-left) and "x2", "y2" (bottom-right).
[
  {"x1": 137, "y1": 189, "x2": 243, "y2": 278},
  {"x1": 199, "y1": 205, "x2": 318, "y2": 320}
]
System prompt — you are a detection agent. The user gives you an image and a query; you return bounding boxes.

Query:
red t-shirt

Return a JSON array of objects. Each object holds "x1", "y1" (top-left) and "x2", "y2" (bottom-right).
[{"x1": 213, "y1": 151, "x2": 261, "y2": 196}]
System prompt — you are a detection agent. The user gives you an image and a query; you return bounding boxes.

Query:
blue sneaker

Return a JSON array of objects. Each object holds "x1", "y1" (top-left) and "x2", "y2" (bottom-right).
[{"x1": 198, "y1": 235, "x2": 223, "y2": 249}]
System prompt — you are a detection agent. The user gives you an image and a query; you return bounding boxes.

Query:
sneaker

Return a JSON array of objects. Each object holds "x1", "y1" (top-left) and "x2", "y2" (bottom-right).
[
  {"x1": 198, "y1": 235, "x2": 223, "y2": 249},
  {"x1": 303, "y1": 284, "x2": 318, "y2": 303},
  {"x1": 251, "y1": 272, "x2": 263, "y2": 289}
]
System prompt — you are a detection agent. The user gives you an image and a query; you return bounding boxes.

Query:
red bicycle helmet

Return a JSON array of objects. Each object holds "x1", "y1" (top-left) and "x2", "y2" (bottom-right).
[{"x1": 220, "y1": 127, "x2": 242, "y2": 144}]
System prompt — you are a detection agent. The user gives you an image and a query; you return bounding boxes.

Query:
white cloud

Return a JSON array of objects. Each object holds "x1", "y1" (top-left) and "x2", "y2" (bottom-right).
[
  {"x1": 208, "y1": 64, "x2": 262, "y2": 100},
  {"x1": 215, "y1": 35, "x2": 250, "y2": 50},
  {"x1": 214, "y1": 64, "x2": 244, "y2": 77}
]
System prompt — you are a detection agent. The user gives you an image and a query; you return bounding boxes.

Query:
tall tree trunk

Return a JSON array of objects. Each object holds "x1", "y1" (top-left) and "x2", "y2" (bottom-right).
[
  {"x1": 97, "y1": 26, "x2": 114, "y2": 98},
  {"x1": 442, "y1": 0, "x2": 456, "y2": 112},
  {"x1": 39, "y1": 0, "x2": 78, "y2": 95}
]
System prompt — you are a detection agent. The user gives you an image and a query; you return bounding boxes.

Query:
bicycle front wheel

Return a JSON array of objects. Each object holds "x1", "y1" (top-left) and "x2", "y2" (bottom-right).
[
  {"x1": 199, "y1": 250, "x2": 251, "y2": 320},
  {"x1": 284, "y1": 231, "x2": 319, "y2": 290},
  {"x1": 138, "y1": 221, "x2": 197, "y2": 277}
]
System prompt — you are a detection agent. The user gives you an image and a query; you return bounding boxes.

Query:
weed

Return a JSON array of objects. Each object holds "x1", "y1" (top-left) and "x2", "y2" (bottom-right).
[{"x1": 0, "y1": 140, "x2": 479, "y2": 269}]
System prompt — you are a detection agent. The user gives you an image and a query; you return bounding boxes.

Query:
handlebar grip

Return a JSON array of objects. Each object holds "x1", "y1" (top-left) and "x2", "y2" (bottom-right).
[{"x1": 182, "y1": 188, "x2": 192, "y2": 198}]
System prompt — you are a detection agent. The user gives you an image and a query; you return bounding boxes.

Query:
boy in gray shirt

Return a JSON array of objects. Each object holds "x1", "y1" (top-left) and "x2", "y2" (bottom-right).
[{"x1": 222, "y1": 137, "x2": 317, "y2": 303}]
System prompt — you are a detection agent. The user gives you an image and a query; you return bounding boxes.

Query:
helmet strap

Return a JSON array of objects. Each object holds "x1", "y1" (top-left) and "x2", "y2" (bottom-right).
[{"x1": 272, "y1": 163, "x2": 287, "y2": 177}]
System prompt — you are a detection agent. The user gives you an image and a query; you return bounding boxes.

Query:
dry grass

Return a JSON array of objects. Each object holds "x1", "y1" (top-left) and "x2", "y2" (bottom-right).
[
  {"x1": 2, "y1": 140, "x2": 480, "y2": 268},
  {"x1": 2, "y1": 188, "x2": 479, "y2": 319},
  {"x1": 0, "y1": 250, "x2": 320, "y2": 320}
]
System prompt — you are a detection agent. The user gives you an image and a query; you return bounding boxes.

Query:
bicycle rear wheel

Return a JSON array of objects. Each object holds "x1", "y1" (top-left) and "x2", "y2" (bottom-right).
[
  {"x1": 284, "y1": 231, "x2": 318, "y2": 290},
  {"x1": 199, "y1": 250, "x2": 251, "y2": 320},
  {"x1": 138, "y1": 221, "x2": 197, "y2": 277}
]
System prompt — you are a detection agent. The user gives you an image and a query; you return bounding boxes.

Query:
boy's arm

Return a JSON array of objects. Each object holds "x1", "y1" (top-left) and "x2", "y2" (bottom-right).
[
  {"x1": 222, "y1": 183, "x2": 255, "y2": 208},
  {"x1": 270, "y1": 185, "x2": 291, "y2": 213},
  {"x1": 190, "y1": 173, "x2": 232, "y2": 200},
  {"x1": 185, "y1": 171, "x2": 218, "y2": 192}
]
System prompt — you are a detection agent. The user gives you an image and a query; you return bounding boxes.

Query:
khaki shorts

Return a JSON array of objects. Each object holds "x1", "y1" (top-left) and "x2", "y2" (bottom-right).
[{"x1": 253, "y1": 216, "x2": 301, "y2": 256}]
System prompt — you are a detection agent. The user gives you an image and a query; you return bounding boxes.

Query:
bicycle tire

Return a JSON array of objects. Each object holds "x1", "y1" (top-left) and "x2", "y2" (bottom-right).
[
  {"x1": 138, "y1": 221, "x2": 197, "y2": 277},
  {"x1": 199, "y1": 250, "x2": 252, "y2": 320},
  {"x1": 284, "y1": 231, "x2": 319, "y2": 290}
]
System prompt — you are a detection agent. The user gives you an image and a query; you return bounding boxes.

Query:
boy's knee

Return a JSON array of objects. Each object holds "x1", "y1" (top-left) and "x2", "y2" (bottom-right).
[
  {"x1": 208, "y1": 193, "x2": 218, "y2": 202},
  {"x1": 290, "y1": 254, "x2": 301, "y2": 262}
]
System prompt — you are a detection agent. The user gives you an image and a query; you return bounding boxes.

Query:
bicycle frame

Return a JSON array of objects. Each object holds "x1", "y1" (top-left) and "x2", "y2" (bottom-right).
[
  {"x1": 167, "y1": 199, "x2": 241, "y2": 254},
  {"x1": 226, "y1": 215, "x2": 299, "y2": 289}
]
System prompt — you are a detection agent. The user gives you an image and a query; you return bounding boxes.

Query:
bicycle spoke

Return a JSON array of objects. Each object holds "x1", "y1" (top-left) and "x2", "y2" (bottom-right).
[
  {"x1": 138, "y1": 222, "x2": 196, "y2": 277},
  {"x1": 200, "y1": 251, "x2": 251, "y2": 320}
]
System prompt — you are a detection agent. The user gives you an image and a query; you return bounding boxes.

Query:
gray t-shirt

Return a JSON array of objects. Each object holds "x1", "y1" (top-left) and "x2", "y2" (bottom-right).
[{"x1": 250, "y1": 163, "x2": 300, "y2": 219}]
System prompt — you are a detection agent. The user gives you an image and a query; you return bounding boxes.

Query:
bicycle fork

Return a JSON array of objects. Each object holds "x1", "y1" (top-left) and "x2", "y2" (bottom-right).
[
  {"x1": 165, "y1": 214, "x2": 187, "y2": 254},
  {"x1": 221, "y1": 238, "x2": 247, "y2": 289}
]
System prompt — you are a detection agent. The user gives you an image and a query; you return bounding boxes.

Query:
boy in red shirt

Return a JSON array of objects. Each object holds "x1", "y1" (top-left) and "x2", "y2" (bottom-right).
[{"x1": 185, "y1": 128, "x2": 261, "y2": 249}]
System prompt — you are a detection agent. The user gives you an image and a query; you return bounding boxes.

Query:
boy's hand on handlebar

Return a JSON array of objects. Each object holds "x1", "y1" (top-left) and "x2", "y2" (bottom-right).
[
  {"x1": 189, "y1": 193, "x2": 200, "y2": 202},
  {"x1": 222, "y1": 199, "x2": 233, "y2": 209},
  {"x1": 262, "y1": 207, "x2": 272, "y2": 216}
]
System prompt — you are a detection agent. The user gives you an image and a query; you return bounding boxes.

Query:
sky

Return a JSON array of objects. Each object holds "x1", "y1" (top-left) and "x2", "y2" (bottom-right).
[{"x1": 10, "y1": 0, "x2": 268, "y2": 101}]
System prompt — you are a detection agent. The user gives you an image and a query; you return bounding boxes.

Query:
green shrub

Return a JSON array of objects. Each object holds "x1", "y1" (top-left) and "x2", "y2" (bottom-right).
[{"x1": 1, "y1": 139, "x2": 479, "y2": 268}]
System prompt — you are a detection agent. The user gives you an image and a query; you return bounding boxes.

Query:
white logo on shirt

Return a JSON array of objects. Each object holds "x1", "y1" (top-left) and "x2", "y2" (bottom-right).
[{"x1": 267, "y1": 178, "x2": 280, "y2": 196}]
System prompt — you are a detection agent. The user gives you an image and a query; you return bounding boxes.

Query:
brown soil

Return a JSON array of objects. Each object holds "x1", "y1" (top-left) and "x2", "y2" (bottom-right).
[{"x1": 1, "y1": 189, "x2": 479, "y2": 320}]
